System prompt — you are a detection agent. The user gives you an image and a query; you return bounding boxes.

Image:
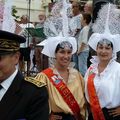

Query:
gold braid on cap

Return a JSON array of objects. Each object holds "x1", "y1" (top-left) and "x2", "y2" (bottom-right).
[{"x1": 0, "y1": 39, "x2": 20, "y2": 52}]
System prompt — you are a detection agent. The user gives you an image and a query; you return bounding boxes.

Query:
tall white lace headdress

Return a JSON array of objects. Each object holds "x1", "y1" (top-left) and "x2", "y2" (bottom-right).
[
  {"x1": 88, "y1": 3, "x2": 120, "y2": 54},
  {"x1": 39, "y1": 0, "x2": 77, "y2": 58},
  {"x1": 0, "y1": 0, "x2": 16, "y2": 33}
]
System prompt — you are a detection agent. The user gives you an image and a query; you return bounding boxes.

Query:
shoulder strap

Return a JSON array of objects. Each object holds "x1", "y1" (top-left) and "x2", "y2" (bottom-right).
[{"x1": 25, "y1": 77, "x2": 46, "y2": 87}]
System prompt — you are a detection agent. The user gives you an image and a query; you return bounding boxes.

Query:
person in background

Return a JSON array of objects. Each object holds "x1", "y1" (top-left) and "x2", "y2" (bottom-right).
[
  {"x1": 84, "y1": 1, "x2": 96, "y2": 68},
  {"x1": 69, "y1": 1, "x2": 83, "y2": 70},
  {"x1": 34, "y1": 37, "x2": 86, "y2": 120},
  {"x1": 0, "y1": 30, "x2": 49, "y2": 120},
  {"x1": 19, "y1": 15, "x2": 35, "y2": 75},
  {"x1": 35, "y1": 12, "x2": 46, "y2": 28},
  {"x1": 84, "y1": 1, "x2": 93, "y2": 15},
  {"x1": 77, "y1": 13, "x2": 91, "y2": 77},
  {"x1": 34, "y1": 12, "x2": 48, "y2": 72}
]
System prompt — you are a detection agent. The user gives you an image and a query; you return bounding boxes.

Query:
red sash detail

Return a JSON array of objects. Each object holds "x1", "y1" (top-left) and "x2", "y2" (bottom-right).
[
  {"x1": 87, "y1": 67, "x2": 105, "y2": 120},
  {"x1": 43, "y1": 68, "x2": 83, "y2": 120}
]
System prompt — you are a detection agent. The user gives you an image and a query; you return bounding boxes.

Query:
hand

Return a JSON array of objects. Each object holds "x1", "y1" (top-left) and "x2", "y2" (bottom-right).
[
  {"x1": 49, "y1": 113, "x2": 62, "y2": 120},
  {"x1": 108, "y1": 106, "x2": 120, "y2": 117}
]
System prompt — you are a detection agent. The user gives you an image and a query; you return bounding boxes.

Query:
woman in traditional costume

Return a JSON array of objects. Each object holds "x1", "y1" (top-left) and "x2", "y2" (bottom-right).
[
  {"x1": 34, "y1": 0, "x2": 86, "y2": 120},
  {"x1": 84, "y1": 3, "x2": 120, "y2": 120}
]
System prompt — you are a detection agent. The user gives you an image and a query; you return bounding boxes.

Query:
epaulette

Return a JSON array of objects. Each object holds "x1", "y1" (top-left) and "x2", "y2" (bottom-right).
[{"x1": 25, "y1": 77, "x2": 46, "y2": 88}]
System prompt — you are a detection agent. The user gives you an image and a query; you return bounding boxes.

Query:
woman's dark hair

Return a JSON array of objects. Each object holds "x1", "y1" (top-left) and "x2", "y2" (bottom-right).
[
  {"x1": 55, "y1": 41, "x2": 73, "y2": 53},
  {"x1": 97, "y1": 39, "x2": 113, "y2": 49},
  {"x1": 82, "y1": 13, "x2": 91, "y2": 25}
]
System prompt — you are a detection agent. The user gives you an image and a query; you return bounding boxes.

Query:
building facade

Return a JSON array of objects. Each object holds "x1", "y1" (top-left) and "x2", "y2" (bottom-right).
[{"x1": 13, "y1": 0, "x2": 52, "y2": 22}]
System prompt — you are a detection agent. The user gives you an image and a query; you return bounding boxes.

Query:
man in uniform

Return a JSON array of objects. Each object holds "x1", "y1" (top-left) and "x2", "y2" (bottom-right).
[{"x1": 0, "y1": 30, "x2": 49, "y2": 120}]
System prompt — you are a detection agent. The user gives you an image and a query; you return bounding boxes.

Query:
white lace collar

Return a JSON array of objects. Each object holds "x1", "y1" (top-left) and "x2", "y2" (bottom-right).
[{"x1": 90, "y1": 55, "x2": 116, "y2": 75}]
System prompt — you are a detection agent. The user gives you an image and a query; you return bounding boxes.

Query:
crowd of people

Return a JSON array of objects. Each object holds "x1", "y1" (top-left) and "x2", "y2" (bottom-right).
[
  {"x1": 9, "y1": 0, "x2": 94, "y2": 77},
  {"x1": 0, "y1": 0, "x2": 120, "y2": 120},
  {"x1": 13, "y1": 0, "x2": 94, "y2": 77}
]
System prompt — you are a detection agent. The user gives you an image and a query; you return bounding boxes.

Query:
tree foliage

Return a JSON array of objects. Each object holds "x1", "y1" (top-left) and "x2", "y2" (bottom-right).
[{"x1": 12, "y1": 7, "x2": 20, "y2": 20}]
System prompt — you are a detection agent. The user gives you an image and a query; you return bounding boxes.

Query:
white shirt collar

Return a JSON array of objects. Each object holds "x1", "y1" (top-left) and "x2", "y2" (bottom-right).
[{"x1": 1, "y1": 69, "x2": 18, "y2": 91}]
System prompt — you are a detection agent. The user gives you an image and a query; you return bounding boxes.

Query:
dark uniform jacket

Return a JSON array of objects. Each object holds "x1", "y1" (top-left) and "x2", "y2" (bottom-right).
[{"x1": 0, "y1": 71, "x2": 49, "y2": 120}]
